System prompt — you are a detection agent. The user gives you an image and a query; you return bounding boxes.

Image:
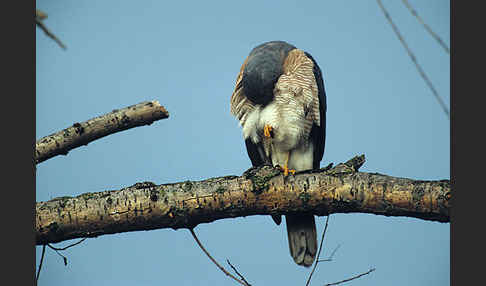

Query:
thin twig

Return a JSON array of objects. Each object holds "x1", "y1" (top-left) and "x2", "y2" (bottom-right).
[
  {"x1": 36, "y1": 245, "x2": 46, "y2": 284},
  {"x1": 45, "y1": 237, "x2": 88, "y2": 266},
  {"x1": 227, "y1": 259, "x2": 252, "y2": 286},
  {"x1": 189, "y1": 228, "x2": 249, "y2": 286},
  {"x1": 376, "y1": 0, "x2": 450, "y2": 119},
  {"x1": 47, "y1": 244, "x2": 68, "y2": 266},
  {"x1": 324, "y1": 268, "x2": 376, "y2": 286},
  {"x1": 36, "y1": 239, "x2": 87, "y2": 282},
  {"x1": 47, "y1": 237, "x2": 87, "y2": 251},
  {"x1": 35, "y1": 10, "x2": 67, "y2": 50},
  {"x1": 317, "y1": 244, "x2": 341, "y2": 263},
  {"x1": 401, "y1": 0, "x2": 450, "y2": 54},
  {"x1": 305, "y1": 215, "x2": 331, "y2": 286}
]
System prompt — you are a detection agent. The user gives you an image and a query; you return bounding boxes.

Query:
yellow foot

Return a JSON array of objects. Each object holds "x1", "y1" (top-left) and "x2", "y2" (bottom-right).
[
  {"x1": 264, "y1": 124, "x2": 273, "y2": 138},
  {"x1": 282, "y1": 165, "x2": 296, "y2": 176}
]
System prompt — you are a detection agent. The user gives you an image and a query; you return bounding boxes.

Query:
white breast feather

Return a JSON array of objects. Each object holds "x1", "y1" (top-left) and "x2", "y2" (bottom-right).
[{"x1": 232, "y1": 48, "x2": 321, "y2": 172}]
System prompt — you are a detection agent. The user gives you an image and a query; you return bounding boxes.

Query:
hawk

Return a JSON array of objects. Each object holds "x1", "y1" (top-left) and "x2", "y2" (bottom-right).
[{"x1": 230, "y1": 41, "x2": 327, "y2": 267}]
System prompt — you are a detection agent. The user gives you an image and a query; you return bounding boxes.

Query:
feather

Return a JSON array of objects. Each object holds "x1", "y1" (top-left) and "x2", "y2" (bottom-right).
[
  {"x1": 230, "y1": 41, "x2": 326, "y2": 268},
  {"x1": 286, "y1": 214, "x2": 317, "y2": 267}
]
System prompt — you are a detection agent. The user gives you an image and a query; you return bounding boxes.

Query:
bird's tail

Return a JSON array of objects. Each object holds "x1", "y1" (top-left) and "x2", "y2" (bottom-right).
[{"x1": 285, "y1": 214, "x2": 317, "y2": 267}]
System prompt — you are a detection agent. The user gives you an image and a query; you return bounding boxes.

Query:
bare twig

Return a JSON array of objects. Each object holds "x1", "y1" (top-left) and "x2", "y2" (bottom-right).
[
  {"x1": 317, "y1": 244, "x2": 341, "y2": 262},
  {"x1": 402, "y1": 0, "x2": 450, "y2": 54},
  {"x1": 376, "y1": 0, "x2": 450, "y2": 119},
  {"x1": 35, "y1": 100, "x2": 169, "y2": 164},
  {"x1": 318, "y1": 244, "x2": 341, "y2": 262},
  {"x1": 328, "y1": 244, "x2": 341, "y2": 259},
  {"x1": 324, "y1": 268, "x2": 376, "y2": 286},
  {"x1": 35, "y1": 10, "x2": 67, "y2": 50},
  {"x1": 189, "y1": 228, "x2": 250, "y2": 286},
  {"x1": 227, "y1": 260, "x2": 252, "y2": 286},
  {"x1": 305, "y1": 215, "x2": 331, "y2": 286},
  {"x1": 43, "y1": 237, "x2": 88, "y2": 268},
  {"x1": 47, "y1": 244, "x2": 68, "y2": 266},
  {"x1": 36, "y1": 245, "x2": 46, "y2": 284},
  {"x1": 47, "y1": 237, "x2": 88, "y2": 251}
]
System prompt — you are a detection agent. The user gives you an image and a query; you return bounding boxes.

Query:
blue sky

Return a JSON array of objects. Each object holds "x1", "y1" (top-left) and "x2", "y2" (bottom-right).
[{"x1": 36, "y1": 1, "x2": 450, "y2": 285}]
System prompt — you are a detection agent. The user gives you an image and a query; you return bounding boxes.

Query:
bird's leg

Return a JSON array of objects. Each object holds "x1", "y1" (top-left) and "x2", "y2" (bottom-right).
[
  {"x1": 263, "y1": 124, "x2": 273, "y2": 138},
  {"x1": 283, "y1": 152, "x2": 296, "y2": 176}
]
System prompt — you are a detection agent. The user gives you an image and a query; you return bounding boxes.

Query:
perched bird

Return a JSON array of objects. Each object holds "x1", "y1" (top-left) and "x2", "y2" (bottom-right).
[{"x1": 230, "y1": 41, "x2": 327, "y2": 267}]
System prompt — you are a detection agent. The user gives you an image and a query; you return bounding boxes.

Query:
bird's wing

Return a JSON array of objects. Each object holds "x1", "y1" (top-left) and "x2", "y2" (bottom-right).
[
  {"x1": 230, "y1": 56, "x2": 270, "y2": 166},
  {"x1": 275, "y1": 49, "x2": 326, "y2": 169},
  {"x1": 283, "y1": 49, "x2": 320, "y2": 126},
  {"x1": 305, "y1": 52, "x2": 327, "y2": 168},
  {"x1": 274, "y1": 49, "x2": 321, "y2": 137},
  {"x1": 230, "y1": 56, "x2": 256, "y2": 127}
]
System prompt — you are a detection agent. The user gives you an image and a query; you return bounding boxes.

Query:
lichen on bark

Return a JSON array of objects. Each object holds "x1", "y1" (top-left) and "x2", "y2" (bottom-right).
[{"x1": 35, "y1": 155, "x2": 450, "y2": 245}]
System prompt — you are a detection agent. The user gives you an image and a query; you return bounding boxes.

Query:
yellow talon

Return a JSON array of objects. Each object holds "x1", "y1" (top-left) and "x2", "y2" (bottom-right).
[
  {"x1": 264, "y1": 124, "x2": 273, "y2": 138},
  {"x1": 282, "y1": 165, "x2": 296, "y2": 176},
  {"x1": 282, "y1": 152, "x2": 295, "y2": 176}
]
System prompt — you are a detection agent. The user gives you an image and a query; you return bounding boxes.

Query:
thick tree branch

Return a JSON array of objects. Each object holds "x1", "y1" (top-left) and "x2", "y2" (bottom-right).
[
  {"x1": 36, "y1": 155, "x2": 450, "y2": 245},
  {"x1": 35, "y1": 100, "x2": 169, "y2": 164}
]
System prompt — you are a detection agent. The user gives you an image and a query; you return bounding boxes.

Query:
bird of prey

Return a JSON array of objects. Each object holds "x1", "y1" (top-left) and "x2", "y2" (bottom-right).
[{"x1": 230, "y1": 41, "x2": 327, "y2": 267}]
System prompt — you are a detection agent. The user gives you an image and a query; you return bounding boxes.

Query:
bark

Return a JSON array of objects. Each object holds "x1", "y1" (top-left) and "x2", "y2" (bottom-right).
[
  {"x1": 35, "y1": 100, "x2": 169, "y2": 164},
  {"x1": 36, "y1": 155, "x2": 450, "y2": 245}
]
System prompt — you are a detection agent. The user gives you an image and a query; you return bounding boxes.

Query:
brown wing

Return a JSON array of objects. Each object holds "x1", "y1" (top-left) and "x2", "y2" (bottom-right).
[
  {"x1": 271, "y1": 49, "x2": 321, "y2": 145},
  {"x1": 277, "y1": 49, "x2": 323, "y2": 267},
  {"x1": 230, "y1": 57, "x2": 270, "y2": 167},
  {"x1": 280, "y1": 49, "x2": 321, "y2": 128},
  {"x1": 230, "y1": 56, "x2": 256, "y2": 126},
  {"x1": 305, "y1": 51, "x2": 327, "y2": 169}
]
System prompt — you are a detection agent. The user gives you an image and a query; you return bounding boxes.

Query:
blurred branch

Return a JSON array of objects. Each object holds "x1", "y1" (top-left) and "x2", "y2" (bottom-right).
[
  {"x1": 318, "y1": 243, "x2": 341, "y2": 262},
  {"x1": 36, "y1": 155, "x2": 450, "y2": 245},
  {"x1": 35, "y1": 9, "x2": 67, "y2": 50},
  {"x1": 402, "y1": 0, "x2": 450, "y2": 54},
  {"x1": 35, "y1": 100, "x2": 169, "y2": 164},
  {"x1": 376, "y1": 0, "x2": 450, "y2": 119}
]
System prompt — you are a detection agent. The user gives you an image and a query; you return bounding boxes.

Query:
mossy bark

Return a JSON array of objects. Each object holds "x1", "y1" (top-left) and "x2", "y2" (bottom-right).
[{"x1": 36, "y1": 156, "x2": 450, "y2": 245}]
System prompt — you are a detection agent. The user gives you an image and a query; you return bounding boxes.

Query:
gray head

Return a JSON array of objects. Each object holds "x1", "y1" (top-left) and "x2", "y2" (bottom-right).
[{"x1": 242, "y1": 41, "x2": 296, "y2": 105}]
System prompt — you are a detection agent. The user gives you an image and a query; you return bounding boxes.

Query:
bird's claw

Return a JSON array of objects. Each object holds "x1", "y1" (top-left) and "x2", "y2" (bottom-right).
[
  {"x1": 282, "y1": 165, "x2": 296, "y2": 176},
  {"x1": 264, "y1": 124, "x2": 273, "y2": 138}
]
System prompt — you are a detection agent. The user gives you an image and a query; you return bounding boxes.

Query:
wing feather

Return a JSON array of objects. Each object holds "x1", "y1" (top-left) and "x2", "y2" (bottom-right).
[
  {"x1": 271, "y1": 49, "x2": 321, "y2": 143},
  {"x1": 230, "y1": 56, "x2": 270, "y2": 166},
  {"x1": 304, "y1": 52, "x2": 327, "y2": 168},
  {"x1": 230, "y1": 56, "x2": 256, "y2": 126}
]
